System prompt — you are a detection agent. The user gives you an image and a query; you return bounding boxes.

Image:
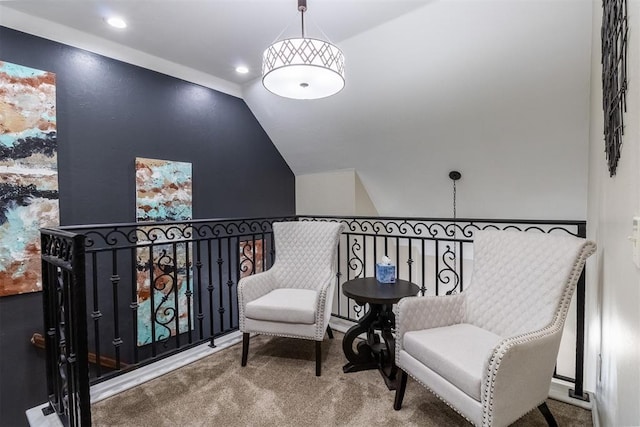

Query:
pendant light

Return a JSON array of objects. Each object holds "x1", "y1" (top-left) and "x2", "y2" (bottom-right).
[{"x1": 262, "y1": 0, "x2": 345, "y2": 100}]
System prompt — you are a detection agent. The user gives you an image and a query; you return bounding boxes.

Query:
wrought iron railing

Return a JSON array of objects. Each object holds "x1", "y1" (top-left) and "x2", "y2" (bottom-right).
[
  {"x1": 40, "y1": 215, "x2": 588, "y2": 426},
  {"x1": 40, "y1": 229, "x2": 90, "y2": 427}
]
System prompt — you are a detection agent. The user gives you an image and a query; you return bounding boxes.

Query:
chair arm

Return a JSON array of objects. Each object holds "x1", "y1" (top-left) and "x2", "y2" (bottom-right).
[
  {"x1": 394, "y1": 294, "x2": 466, "y2": 352},
  {"x1": 395, "y1": 294, "x2": 466, "y2": 335},
  {"x1": 238, "y1": 270, "x2": 278, "y2": 331},
  {"x1": 314, "y1": 272, "x2": 336, "y2": 339},
  {"x1": 482, "y1": 326, "x2": 564, "y2": 426}
]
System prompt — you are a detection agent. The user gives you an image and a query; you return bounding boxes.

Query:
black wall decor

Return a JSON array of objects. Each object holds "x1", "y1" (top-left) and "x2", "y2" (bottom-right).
[
  {"x1": 601, "y1": 0, "x2": 628, "y2": 177},
  {"x1": 0, "y1": 26, "x2": 294, "y2": 427}
]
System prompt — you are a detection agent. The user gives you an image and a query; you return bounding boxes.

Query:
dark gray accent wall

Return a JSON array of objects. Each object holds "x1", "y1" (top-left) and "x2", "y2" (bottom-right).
[{"x1": 0, "y1": 26, "x2": 295, "y2": 426}]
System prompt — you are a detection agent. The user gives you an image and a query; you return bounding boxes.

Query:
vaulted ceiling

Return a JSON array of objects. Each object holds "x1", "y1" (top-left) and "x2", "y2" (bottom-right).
[{"x1": 1, "y1": 0, "x2": 594, "y2": 218}]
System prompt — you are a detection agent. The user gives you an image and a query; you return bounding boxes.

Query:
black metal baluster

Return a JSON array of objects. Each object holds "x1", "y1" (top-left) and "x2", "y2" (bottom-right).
[
  {"x1": 110, "y1": 249, "x2": 122, "y2": 370},
  {"x1": 251, "y1": 235, "x2": 257, "y2": 275},
  {"x1": 395, "y1": 237, "x2": 400, "y2": 280},
  {"x1": 90, "y1": 252, "x2": 102, "y2": 377},
  {"x1": 459, "y1": 242, "x2": 464, "y2": 293},
  {"x1": 570, "y1": 224, "x2": 588, "y2": 400},
  {"x1": 185, "y1": 241, "x2": 193, "y2": 344},
  {"x1": 346, "y1": 234, "x2": 351, "y2": 319},
  {"x1": 40, "y1": 242, "x2": 56, "y2": 414},
  {"x1": 408, "y1": 238, "x2": 413, "y2": 284},
  {"x1": 228, "y1": 237, "x2": 235, "y2": 330},
  {"x1": 63, "y1": 269, "x2": 79, "y2": 426},
  {"x1": 384, "y1": 236, "x2": 389, "y2": 260},
  {"x1": 363, "y1": 235, "x2": 367, "y2": 278},
  {"x1": 373, "y1": 234, "x2": 378, "y2": 280},
  {"x1": 421, "y1": 239, "x2": 426, "y2": 296},
  {"x1": 149, "y1": 244, "x2": 156, "y2": 357},
  {"x1": 336, "y1": 239, "x2": 342, "y2": 317},
  {"x1": 172, "y1": 242, "x2": 180, "y2": 349},
  {"x1": 217, "y1": 238, "x2": 225, "y2": 332},
  {"x1": 54, "y1": 265, "x2": 63, "y2": 413},
  {"x1": 207, "y1": 239, "x2": 215, "y2": 346},
  {"x1": 268, "y1": 231, "x2": 275, "y2": 267},
  {"x1": 260, "y1": 233, "x2": 266, "y2": 272},
  {"x1": 129, "y1": 248, "x2": 139, "y2": 364},
  {"x1": 435, "y1": 241, "x2": 440, "y2": 296},
  {"x1": 195, "y1": 240, "x2": 204, "y2": 340}
]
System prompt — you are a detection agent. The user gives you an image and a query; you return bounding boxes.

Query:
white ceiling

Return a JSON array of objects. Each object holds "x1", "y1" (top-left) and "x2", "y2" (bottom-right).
[
  {"x1": 1, "y1": 0, "x2": 594, "y2": 218},
  {"x1": 0, "y1": 0, "x2": 426, "y2": 85}
]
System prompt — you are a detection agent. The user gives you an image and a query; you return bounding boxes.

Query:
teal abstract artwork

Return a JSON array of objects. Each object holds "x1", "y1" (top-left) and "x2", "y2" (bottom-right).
[
  {"x1": 0, "y1": 61, "x2": 58, "y2": 297},
  {"x1": 135, "y1": 158, "x2": 193, "y2": 346}
]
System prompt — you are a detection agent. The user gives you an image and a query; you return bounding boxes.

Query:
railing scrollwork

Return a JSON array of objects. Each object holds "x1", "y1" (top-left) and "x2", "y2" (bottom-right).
[{"x1": 40, "y1": 215, "x2": 588, "y2": 426}]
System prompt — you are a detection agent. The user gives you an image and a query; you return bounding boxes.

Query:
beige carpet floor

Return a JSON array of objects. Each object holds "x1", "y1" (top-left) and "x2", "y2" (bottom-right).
[{"x1": 92, "y1": 333, "x2": 592, "y2": 426}]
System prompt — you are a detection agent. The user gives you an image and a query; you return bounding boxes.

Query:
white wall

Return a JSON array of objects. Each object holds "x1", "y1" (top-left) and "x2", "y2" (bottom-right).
[
  {"x1": 245, "y1": 0, "x2": 593, "y2": 220},
  {"x1": 587, "y1": 1, "x2": 640, "y2": 425},
  {"x1": 296, "y1": 169, "x2": 378, "y2": 216}
]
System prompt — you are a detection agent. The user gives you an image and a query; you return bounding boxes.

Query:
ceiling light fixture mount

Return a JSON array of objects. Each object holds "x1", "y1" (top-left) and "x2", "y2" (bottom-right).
[{"x1": 262, "y1": 0, "x2": 345, "y2": 100}]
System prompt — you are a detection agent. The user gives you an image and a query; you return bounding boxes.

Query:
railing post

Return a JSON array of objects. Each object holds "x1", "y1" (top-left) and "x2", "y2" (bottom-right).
[
  {"x1": 41, "y1": 230, "x2": 91, "y2": 426},
  {"x1": 570, "y1": 222, "x2": 589, "y2": 401},
  {"x1": 70, "y1": 233, "x2": 91, "y2": 425}
]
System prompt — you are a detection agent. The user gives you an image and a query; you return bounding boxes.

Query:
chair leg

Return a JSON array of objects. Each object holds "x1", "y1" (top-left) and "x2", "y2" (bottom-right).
[
  {"x1": 538, "y1": 402, "x2": 558, "y2": 427},
  {"x1": 326, "y1": 325, "x2": 334, "y2": 339},
  {"x1": 241, "y1": 333, "x2": 250, "y2": 367},
  {"x1": 316, "y1": 341, "x2": 322, "y2": 376},
  {"x1": 394, "y1": 371, "x2": 408, "y2": 410}
]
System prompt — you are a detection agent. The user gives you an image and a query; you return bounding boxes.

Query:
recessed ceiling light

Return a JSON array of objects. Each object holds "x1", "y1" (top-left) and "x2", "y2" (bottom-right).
[
  {"x1": 106, "y1": 17, "x2": 127, "y2": 29},
  {"x1": 236, "y1": 66, "x2": 249, "y2": 74}
]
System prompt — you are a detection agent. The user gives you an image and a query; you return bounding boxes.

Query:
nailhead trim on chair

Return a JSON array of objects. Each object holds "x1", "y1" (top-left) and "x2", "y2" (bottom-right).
[
  {"x1": 394, "y1": 237, "x2": 595, "y2": 427},
  {"x1": 242, "y1": 331, "x2": 325, "y2": 341},
  {"x1": 401, "y1": 368, "x2": 477, "y2": 425},
  {"x1": 238, "y1": 270, "x2": 278, "y2": 332},
  {"x1": 240, "y1": 275, "x2": 333, "y2": 341},
  {"x1": 314, "y1": 278, "x2": 330, "y2": 339},
  {"x1": 480, "y1": 241, "x2": 596, "y2": 426},
  {"x1": 238, "y1": 222, "x2": 342, "y2": 342}
]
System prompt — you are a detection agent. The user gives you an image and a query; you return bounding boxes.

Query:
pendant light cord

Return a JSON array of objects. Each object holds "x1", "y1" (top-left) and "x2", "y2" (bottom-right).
[
  {"x1": 453, "y1": 179, "x2": 457, "y2": 220},
  {"x1": 299, "y1": 0, "x2": 307, "y2": 37},
  {"x1": 448, "y1": 171, "x2": 461, "y2": 267},
  {"x1": 449, "y1": 171, "x2": 461, "y2": 220}
]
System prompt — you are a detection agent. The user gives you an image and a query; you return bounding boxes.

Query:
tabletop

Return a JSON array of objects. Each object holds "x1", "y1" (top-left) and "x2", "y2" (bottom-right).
[{"x1": 342, "y1": 277, "x2": 420, "y2": 305}]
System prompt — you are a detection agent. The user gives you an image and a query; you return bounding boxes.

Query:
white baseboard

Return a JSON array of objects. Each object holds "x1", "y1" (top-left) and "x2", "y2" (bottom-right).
[
  {"x1": 91, "y1": 331, "x2": 243, "y2": 403},
  {"x1": 328, "y1": 317, "x2": 357, "y2": 334},
  {"x1": 549, "y1": 378, "x2": 593, "y2": 410},
  {"x1": 25, "y1": 404, "x2": 64, "y2": 427},
  {"x1": 591, "y1": 393, "x2": 601, "y2": 427}
]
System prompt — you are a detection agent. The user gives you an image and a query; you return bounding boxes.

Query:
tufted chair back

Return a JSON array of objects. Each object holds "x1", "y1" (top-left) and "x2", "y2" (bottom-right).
[
  {"x1": 464, "y1": 230, "x2": 595, "y2": 338},
  {"x1": 271, "y1": 221, "x2": 344, "y2": 290}
]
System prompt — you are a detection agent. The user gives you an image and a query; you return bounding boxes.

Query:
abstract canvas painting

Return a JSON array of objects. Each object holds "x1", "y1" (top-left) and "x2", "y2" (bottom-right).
[
  {"x1": 0, "y1": 61, "x2": 58, "y2": 297},
  {"x1": 135, "y1": 241, "x2": 192, "y2": 346},
  {"x1": 135, "y1": 157, "x2": 192, "y2": 222},
  {"x1": 135, "y1": 158, "x2": 193, "y2": 346},
  {"x1": 239, "y1": 239, "x2": 264, "y2": 279}
]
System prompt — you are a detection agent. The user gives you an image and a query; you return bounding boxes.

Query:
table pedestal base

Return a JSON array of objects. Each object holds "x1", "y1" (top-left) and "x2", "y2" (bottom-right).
[{"x1": 342, "y1": 302, "x2": 398, "y2": 390}]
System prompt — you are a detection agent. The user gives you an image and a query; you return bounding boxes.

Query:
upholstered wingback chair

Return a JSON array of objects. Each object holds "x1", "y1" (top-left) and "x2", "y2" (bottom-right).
[
  {"x1": 393, "y1": 230, "x2": 596, "y2": 426},
  {"x1": 238, "y1": 221, "x2": 344, "y2": 376}
]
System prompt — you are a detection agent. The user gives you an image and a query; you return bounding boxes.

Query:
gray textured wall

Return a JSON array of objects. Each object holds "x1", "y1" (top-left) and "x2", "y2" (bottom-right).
[{"x1": 0, "y1": 26, "x2": 294, "y2": 426}]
